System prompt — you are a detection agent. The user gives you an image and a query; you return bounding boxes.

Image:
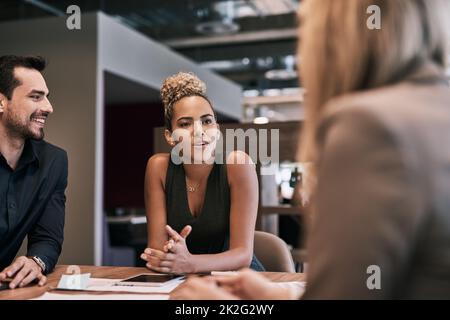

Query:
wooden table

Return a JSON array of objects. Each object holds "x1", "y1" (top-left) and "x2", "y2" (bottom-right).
[{"x1": 0, "y1": 265, "x2": 305, "y2": 300}]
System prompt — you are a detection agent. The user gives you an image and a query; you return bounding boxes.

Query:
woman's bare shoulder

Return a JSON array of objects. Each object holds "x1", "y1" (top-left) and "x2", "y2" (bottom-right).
[
  {"x1": 226, "y1": 150, "x2": 255, "y2": 165},
  {"x1": 146, "y1": 153, "x2": 170, "y2": 180},
  {"x1": 225, "y1": 151, "x2": 256, "y2": 183}
]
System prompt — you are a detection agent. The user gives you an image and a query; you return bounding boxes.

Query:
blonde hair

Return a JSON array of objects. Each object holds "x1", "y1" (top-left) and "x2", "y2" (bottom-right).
[
  {"x1": 298, "y1": 0, "x2": 450, "y2": 162},
  {"x1": 160, "y1": 71, "x2": 213, "y2": 131}
]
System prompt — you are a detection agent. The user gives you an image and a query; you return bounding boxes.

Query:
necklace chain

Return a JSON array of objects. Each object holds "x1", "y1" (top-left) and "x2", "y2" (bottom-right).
[{"x1": 186, "y1": 180, "x2": 201, "y2": 192}]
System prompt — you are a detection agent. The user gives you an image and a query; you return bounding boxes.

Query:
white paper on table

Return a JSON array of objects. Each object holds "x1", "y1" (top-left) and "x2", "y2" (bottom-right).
[
  {"x1": 57, "y1": 273, "x2": 91, "y2": 290},
  {"x1": 32, "y1": 292, "x2": 169, "y2": 300},
  {"x1": 84, "y1": 277, "x2": 185, "y2": 294}
]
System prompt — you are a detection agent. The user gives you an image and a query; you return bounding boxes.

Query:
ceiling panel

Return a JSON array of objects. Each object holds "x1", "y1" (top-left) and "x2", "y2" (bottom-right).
[{"x1": 1, "y1": 0, "x2": 301, "y2": 91}]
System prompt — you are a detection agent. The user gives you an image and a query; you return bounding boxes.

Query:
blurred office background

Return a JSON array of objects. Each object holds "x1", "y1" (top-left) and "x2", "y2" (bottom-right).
[{"x1": 2, "y1": 0, "x2": 447, "y2": 269}]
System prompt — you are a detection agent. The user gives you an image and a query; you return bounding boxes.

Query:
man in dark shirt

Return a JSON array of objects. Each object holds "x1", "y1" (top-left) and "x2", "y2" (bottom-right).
[{"x1": 0, "y1": 55, "x2": 67, "y2": 289}]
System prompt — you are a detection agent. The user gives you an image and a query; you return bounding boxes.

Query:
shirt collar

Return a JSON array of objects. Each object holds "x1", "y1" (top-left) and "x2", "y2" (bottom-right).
[{"x1": 16, "y1": 139, "x2": 40, "y2": 170}]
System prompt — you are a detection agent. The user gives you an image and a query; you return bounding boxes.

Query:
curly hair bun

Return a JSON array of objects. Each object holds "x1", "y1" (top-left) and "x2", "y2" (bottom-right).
[{"x1": 160, "y1": 72, "x2": 207, "y2": 109}]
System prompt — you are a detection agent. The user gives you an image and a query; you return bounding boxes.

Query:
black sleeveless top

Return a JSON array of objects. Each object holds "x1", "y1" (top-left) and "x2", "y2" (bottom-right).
[{"x1": 165, "y1": 158, "x2": 265, "y2": 271}]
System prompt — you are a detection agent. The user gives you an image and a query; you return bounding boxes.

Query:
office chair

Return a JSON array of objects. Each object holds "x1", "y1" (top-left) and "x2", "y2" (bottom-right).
[{"x1": 253, "y1": 231, "x2": 296, "y2": 273}]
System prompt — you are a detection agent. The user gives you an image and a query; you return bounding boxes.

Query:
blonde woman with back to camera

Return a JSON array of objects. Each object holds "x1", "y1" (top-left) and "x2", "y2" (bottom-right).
[{"x1": 171, "y1": 0, "x2": 450, "y2": 299}]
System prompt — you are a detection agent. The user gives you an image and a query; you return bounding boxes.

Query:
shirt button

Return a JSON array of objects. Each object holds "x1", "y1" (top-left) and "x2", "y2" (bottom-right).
[{"x1": 9, "y1": 203, "x2": 16, "y2": 209}]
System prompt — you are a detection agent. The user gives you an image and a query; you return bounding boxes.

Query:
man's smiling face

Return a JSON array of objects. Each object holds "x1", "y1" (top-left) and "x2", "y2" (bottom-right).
[{"x1": 1, "y1": 67, "x2": 53, "y2": 140}]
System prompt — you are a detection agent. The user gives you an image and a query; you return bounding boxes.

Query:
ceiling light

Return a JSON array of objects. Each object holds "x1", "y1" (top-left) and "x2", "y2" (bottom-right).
[
  {"x1": 251, "y1": 0, "x2": 299, "y2": 16},
  {"x1": 265, "y1": 69, "x2": 298, "y2": 80},
  {"x1": 196, "y1": 19, "x2": 240, "y2": 35},
  {"x1": 265, "y1": 55, "x2": 297, "y2": 80},
  {"x1": 196, "y1": 1, "x2": 240, "y2": 35},
  {"x1": 200, "y1": 60, "x2": 236, "y2": 71},
  {"x1": 253, "y1": 116, "x2": 269, "y2": 124},
  {"x1": 263, "y1": 89, "x2": 282, "y2": 96},
  {"x1": 235, "y1": 5, "x2": 257, "y2": 18},
  {"x1": 243, "y1": 89, "x2": 260, "y2": 97}
]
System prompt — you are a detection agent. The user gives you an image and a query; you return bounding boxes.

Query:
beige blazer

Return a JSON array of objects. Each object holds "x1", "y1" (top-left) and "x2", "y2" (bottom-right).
[{"x1": 303, "y1": 64, "x2": 450, "y2": 299}]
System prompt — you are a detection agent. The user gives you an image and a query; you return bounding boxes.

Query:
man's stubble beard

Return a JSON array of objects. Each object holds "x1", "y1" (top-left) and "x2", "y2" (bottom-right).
[{"x1": 4, "y1": 110, "x2": 45, "y2": 141}]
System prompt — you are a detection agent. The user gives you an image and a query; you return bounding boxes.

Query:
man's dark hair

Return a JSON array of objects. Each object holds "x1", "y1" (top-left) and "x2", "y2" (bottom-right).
[{"x1": 0, "y1": 55, "x2": 46, "y2": 100}]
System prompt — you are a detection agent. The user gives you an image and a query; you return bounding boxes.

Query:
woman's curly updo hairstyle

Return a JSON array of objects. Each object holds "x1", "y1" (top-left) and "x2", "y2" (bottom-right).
[{"x1": 160, "y1": 72, "x2": 216, "y2": 131}]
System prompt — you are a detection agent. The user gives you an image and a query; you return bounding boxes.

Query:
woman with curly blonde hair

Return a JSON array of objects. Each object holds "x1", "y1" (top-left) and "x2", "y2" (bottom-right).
[{"x1": 141, "y1": 72, "x2": 264, "y2": 274}]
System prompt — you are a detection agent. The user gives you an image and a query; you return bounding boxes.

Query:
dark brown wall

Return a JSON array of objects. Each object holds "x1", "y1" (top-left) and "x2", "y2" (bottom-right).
[{"x1": 104, "y1": 103, "x2": 164, "y2": 209}]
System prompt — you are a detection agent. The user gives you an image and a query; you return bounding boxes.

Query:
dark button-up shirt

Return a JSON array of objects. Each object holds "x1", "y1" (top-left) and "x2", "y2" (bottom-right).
[{"x1": 0, "y1": 139, "x2": 67, "y2": 274}]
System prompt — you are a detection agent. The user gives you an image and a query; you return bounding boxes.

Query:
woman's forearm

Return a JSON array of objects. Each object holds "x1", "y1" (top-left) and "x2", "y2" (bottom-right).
[{"x1": 189, "y1": 248, "x2": 253, "y2": 273}]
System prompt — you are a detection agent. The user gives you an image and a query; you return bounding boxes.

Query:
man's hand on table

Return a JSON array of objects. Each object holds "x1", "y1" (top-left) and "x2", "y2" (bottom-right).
[{"x1": 0, "y1": 256, "x2": 47, "y2": 289}]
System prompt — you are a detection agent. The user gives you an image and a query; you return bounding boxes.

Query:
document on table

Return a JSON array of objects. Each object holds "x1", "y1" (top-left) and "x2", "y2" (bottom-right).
[
  {"x1": 32, "y1": 292, "x2": 169, "y2": 300},
  {"x1": 32, "y1": 277, "x2": 184, "y2": 300},
  {"x1": 85, "y1": 277, "x2": 185, "y2": 294},
  {"x1": 53, "y1": 277, "x2": 184, "y2": 294}
]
